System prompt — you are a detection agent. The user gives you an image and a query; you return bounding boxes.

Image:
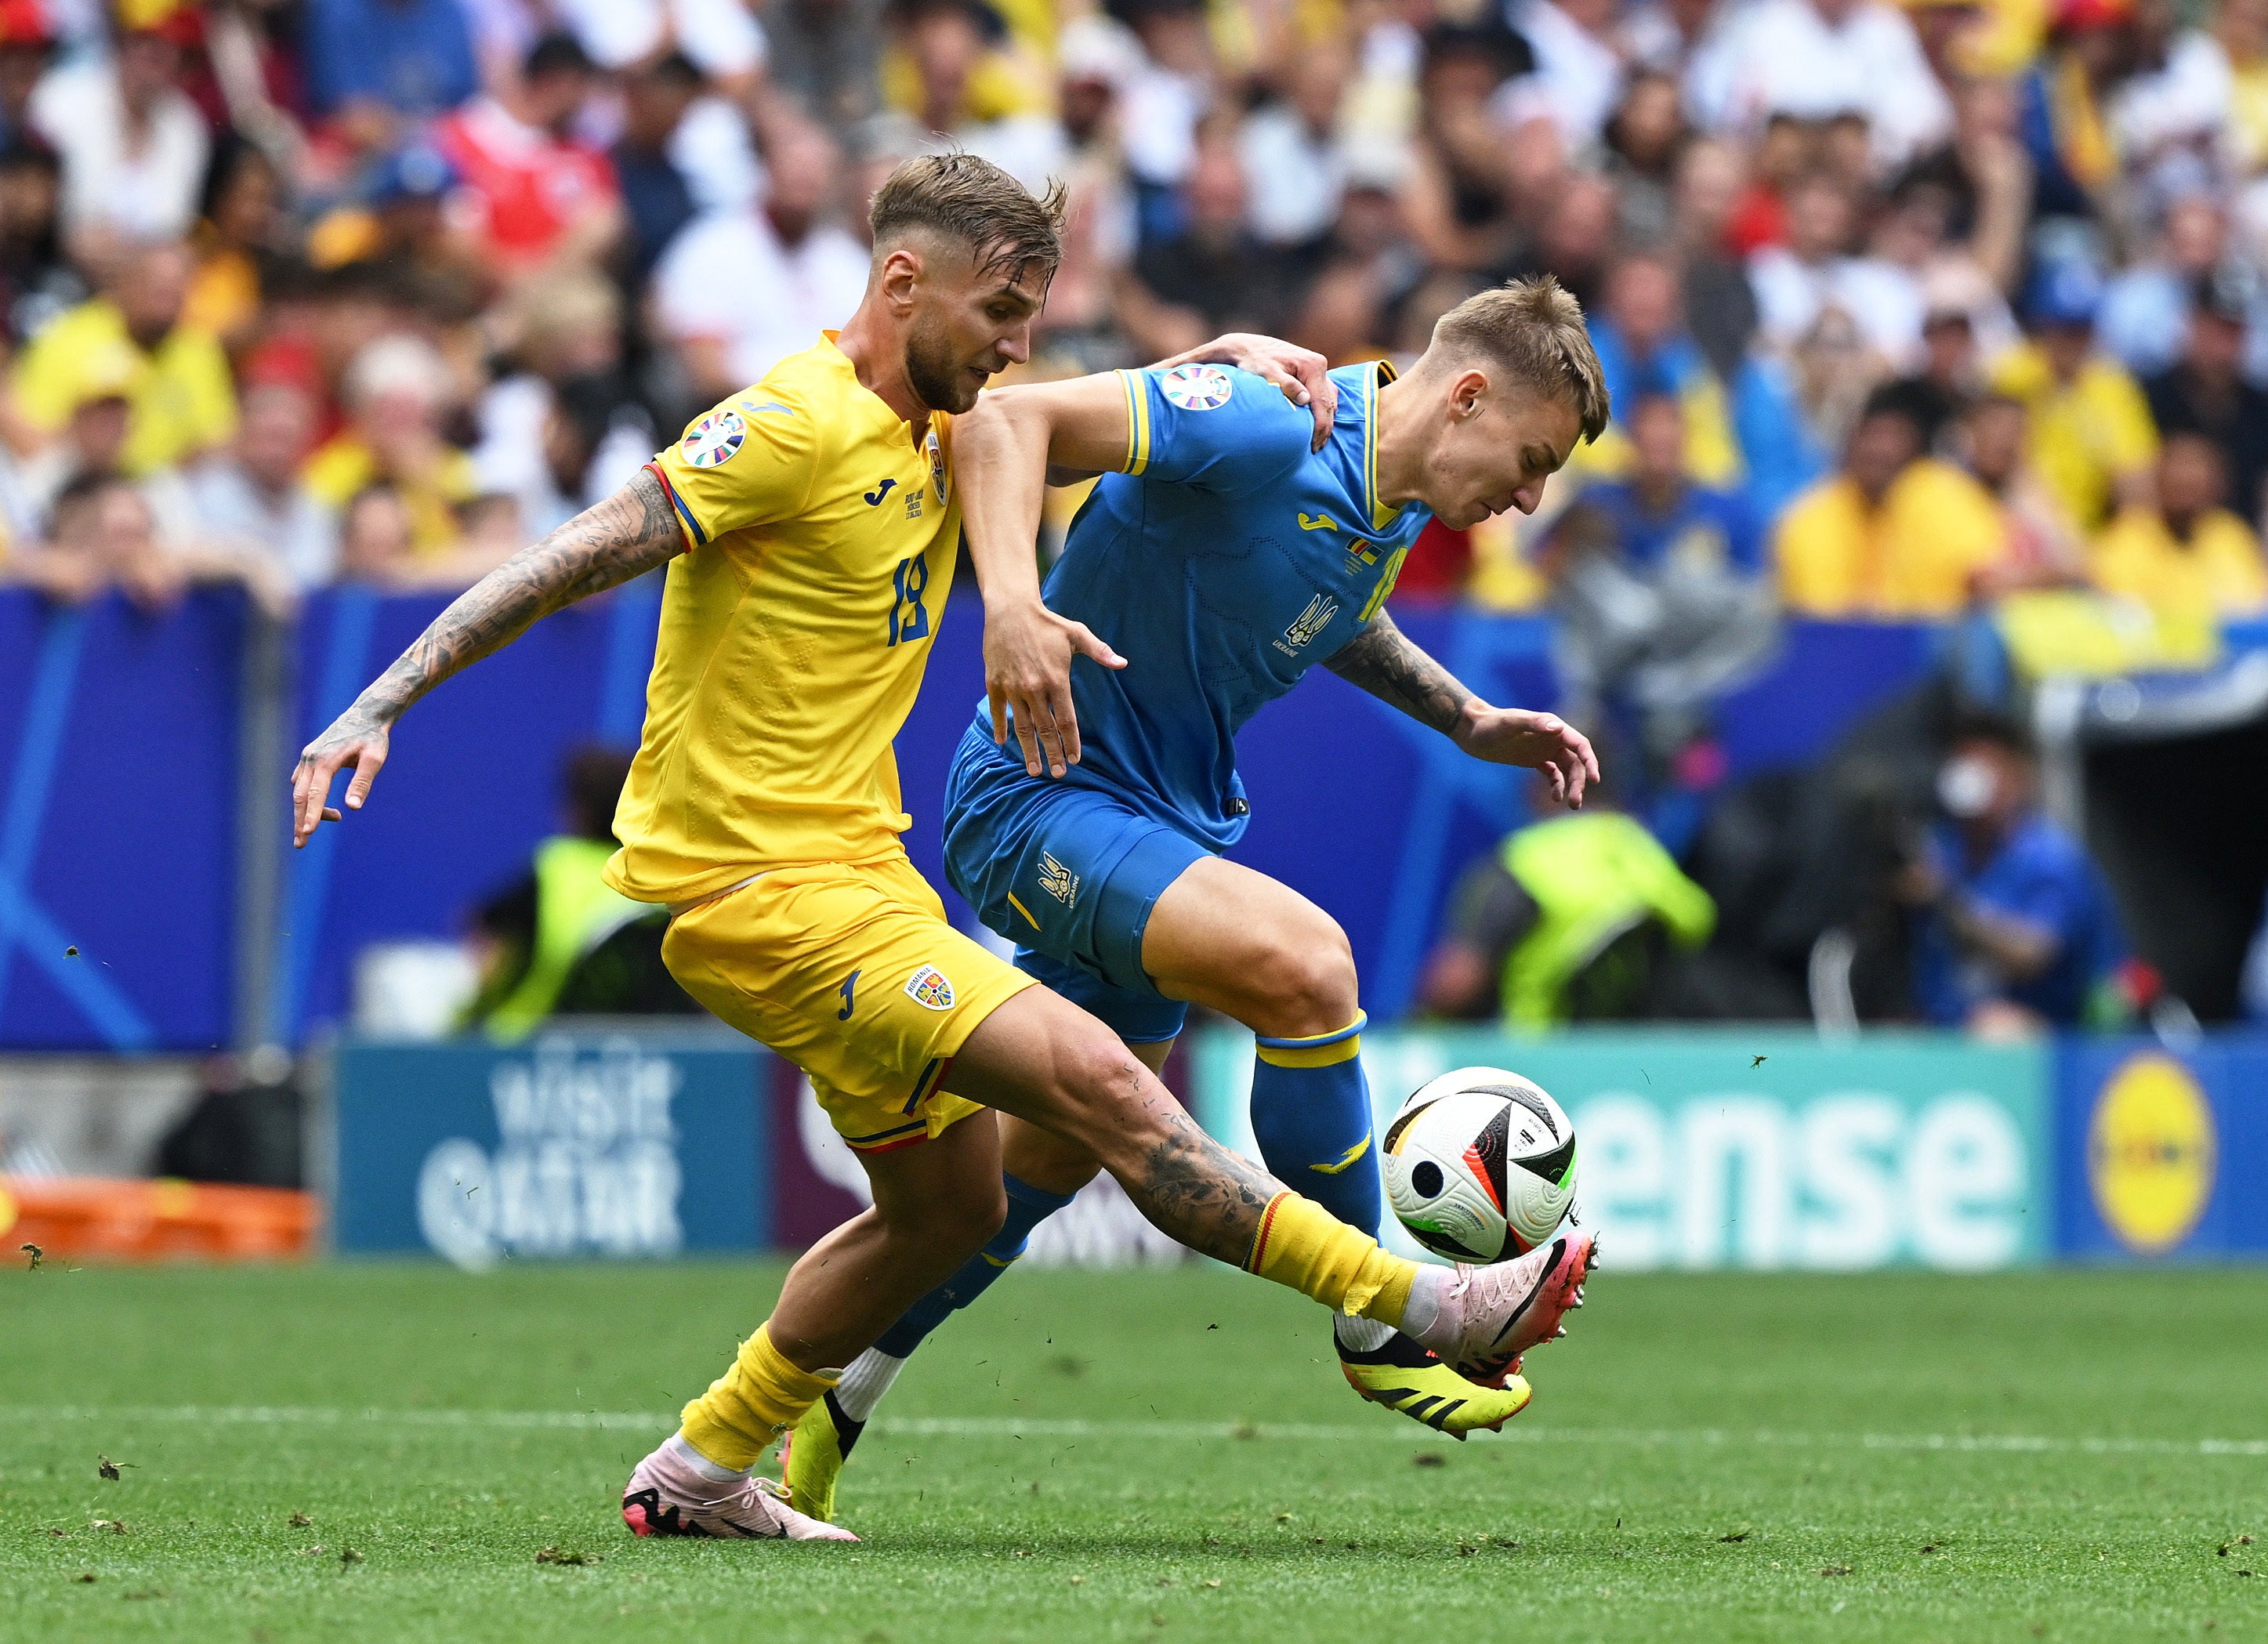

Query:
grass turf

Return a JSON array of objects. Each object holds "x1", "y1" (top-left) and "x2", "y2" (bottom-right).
[{"x1": 2, "y1": 1259, "x2": 2264, "y2": 1642}]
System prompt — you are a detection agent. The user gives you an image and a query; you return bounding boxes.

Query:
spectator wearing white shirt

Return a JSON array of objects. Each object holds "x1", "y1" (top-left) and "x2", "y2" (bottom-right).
[
  {"x1": 549, "y1": 0, "x2": 766, "y2": 213},
  {"x1": 1497, "y1": 0, "x2": 1625, "y2": 154},
  {"x1": 30, "y1": 9, "x2": 207, "y2": 251},
  {"x1": 1749, "y1": 170, "x2": 1925, "y2": 365},
  {"x1": 1238, "y1": 41, "x2": 1351, "y2": 248},
  {"x1": 1686, "y1": 0, "x2": 1952, "y2": 172},
  {"x1": 187, "y1": 382, "x2": 339, "y2": 593},
  {"x1": 653, "y1": 124, "x2": 871, "y2": 404}
]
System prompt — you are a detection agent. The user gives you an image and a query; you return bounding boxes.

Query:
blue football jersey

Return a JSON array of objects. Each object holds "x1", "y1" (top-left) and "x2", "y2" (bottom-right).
[{"x1": 974, "y1": 360, "x2": 1433, "y2": 850}]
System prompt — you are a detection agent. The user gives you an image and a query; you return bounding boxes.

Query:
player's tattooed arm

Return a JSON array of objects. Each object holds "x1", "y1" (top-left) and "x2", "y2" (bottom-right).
[
  {"x1": 289, "y1": 469, "x2": 685, "y2": 846},
  {"x1": 1323, "y1": 610, "x2": 1477, "y2": 734},
  {"x1": 1325, "y1": 610, "x2": 1600, "y2": 808}
]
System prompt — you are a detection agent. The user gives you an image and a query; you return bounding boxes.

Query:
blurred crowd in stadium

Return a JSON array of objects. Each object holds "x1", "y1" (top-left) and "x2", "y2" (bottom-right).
[
  {"x1": 0, "y1": 0, "x2": 2263, "y2": 616},
  {"x1": 2, "y1": 0, "x2": 2265, "y2": 1039}
]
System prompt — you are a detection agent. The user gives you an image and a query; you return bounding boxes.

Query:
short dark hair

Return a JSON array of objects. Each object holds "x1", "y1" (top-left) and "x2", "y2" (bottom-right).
[
  {"x1": 0, "y1": 135, "x2": 57, "y2": 176},
  {"x1": 49, "y1": 467, "x2": 130, "y2": 531},
  {"x1": 868, "y1": 152, "x2": 1067, "y2": 282},
  {"x1": 525, "y1": 31, "x2": 595, "y2": 81},
  {"x1": 1859, "y1": 378, "x2": 1936, "y2": 436},
  {"x1": 1948, "y1": 707, "x2": 2032, "y2": 760},
  {"x1": 639, "y1": 49, "x2": 704, "y2": 89}
]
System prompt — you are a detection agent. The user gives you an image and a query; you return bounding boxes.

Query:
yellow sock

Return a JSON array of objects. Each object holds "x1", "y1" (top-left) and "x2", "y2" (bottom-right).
[
  {"x1": 1245, "y1": 1190, "x2": 1417, "y2": 1324},
  {"x1": 677, "y1": 1323, "x2": 839, "y2": 1472}
]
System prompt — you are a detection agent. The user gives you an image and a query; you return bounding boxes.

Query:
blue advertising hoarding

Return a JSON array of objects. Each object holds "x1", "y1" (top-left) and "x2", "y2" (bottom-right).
[
  {"x1": 333, "y1": 1028, "x2": 769, "y2": 1266},
  {"x1": 2055, "y1": 1035, "x2": 2268, "y2": 1260},
  {"x1": 1194, "y1": 1027, "x2": 2051, "y2": 1270}
]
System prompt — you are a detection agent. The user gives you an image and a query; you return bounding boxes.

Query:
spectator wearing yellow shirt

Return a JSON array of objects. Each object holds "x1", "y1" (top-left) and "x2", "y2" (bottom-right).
[
  {"x1": 1775, "y1": 386, "x2": 2008, "y2": 617},
  {"x1": 12, "y1": 239, "x2": 234, "y2": 476},
  {"x1": 2091, "y1": 432, "x2": 2268, "y2": 625},
  {"x1": 1988, "y1": 259, "x2": 2157, "y2": 532},
  {"x1": 302, "y1": 334, "x2": 477, "y2": 559}
]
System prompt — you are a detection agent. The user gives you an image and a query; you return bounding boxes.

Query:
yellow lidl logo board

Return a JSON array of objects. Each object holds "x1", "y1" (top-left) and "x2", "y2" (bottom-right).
[{"x1": 2087, "y1": 1052, "x2": 2215, "y2": 1255}]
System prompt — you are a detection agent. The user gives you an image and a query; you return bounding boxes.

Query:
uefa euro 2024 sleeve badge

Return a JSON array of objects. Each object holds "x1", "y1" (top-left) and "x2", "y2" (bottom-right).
[
  {"x1": 681, "y1": 407, "x2": 747, "y2": 468},
  {"x1": 1160, "y1": 363, "x2": 1233, "y2": 411}
]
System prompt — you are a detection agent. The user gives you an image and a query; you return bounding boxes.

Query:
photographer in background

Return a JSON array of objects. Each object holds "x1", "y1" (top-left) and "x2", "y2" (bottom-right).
[{"x1": 1902, "y1": 712, "x2": 2126, "y2": 1038}]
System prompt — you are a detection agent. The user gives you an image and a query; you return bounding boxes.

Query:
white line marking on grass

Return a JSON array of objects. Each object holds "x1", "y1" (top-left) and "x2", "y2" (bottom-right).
[{"x1": 2, "y1": 1405, "x2": 2264, "y2": 1460}]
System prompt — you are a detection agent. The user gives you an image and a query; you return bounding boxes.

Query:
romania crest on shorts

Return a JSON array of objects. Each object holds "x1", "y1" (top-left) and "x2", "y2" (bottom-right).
[
  {"x1": 1160, "y1": 364, "x2": 1233, "y2": 411},
  {"x1": 681, "y1": 407, "x2": 745, "y2": 468},
  {"x1": 904, "y1": 964, "x2": 955, "y2": 1010}
]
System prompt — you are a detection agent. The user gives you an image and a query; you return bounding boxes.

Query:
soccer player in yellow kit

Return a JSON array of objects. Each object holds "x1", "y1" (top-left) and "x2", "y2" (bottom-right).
[{"x1": 292, "y1": 155, "x2": 1586, "y2": 1542}]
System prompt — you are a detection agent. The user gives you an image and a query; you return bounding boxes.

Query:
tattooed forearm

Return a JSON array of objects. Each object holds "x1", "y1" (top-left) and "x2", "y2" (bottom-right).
[
  {"x1": 348, "y1": 469, "x2": 683, "y2": 729},
  {"x1": 1323, "y1": 610, "x2": 1477, "y2": 736}
]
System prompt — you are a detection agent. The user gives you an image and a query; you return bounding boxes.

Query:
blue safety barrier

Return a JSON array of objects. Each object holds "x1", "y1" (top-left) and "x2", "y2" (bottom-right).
[
  {"x1": 273, "y1": 579, "x2": 664, "y2": 1044},
  {"x1": 0, "y1": 588, "x2": 243, "y2": 1050},
  {"x1": 1, "y1": 579, "x2": 1940, "y2": 1049}
]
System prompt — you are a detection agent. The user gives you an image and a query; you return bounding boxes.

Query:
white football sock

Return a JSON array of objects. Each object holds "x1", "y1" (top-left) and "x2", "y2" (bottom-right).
[
  {"x1": 831, "y1": 1348, "x2": 907, "y2": 1423},
  {"x1": 666, "y1": 1431, "x2": 748, "y2": 1482},
  {"x1": 1333, "y1": 1313, "x2": 1396, "y2": 1353},
  {"x1": 1398, "y1": 1266, "x2": 1451, "y2": 1352}
]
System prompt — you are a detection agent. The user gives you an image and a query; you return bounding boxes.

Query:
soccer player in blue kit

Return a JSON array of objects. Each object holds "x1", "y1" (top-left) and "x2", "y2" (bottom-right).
[{"x1": 782, "y1": 277, "x2": 1613, "y2": 1521}]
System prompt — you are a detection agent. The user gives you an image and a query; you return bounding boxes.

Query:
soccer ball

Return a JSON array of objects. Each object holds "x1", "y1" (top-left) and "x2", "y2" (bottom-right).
[{"x1": 1381, "y1": 1067, "x2": 1577, "y2": 1262}]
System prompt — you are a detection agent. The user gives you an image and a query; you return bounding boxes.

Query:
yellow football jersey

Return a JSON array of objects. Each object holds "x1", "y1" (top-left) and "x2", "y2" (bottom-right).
[{"x1": 605, "y1": 335, "x2": 962, "y2": 903}]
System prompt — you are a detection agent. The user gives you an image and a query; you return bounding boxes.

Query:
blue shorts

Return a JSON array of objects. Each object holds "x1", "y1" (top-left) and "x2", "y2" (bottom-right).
[{"x1": 940, "y1": 722, "x2": 1208, "y2": 1044}]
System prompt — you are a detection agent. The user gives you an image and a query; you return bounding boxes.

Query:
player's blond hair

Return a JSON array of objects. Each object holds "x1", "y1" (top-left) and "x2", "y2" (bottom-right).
[
  {"x1": 1429, "y1": 277, "x2": 1612, "y2": 443},
  {"x1": 869, "y1": 153, "x2": 1069, "y2": 283}
]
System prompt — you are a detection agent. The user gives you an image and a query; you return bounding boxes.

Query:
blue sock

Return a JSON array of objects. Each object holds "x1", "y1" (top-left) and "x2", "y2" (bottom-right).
[
  {"x1": 872, "y1": 1172, "x2": 1075, "y2": 1360},
  {"x1": 1249, "y1": 1012, "x2": 1381, "y2": 1236}
]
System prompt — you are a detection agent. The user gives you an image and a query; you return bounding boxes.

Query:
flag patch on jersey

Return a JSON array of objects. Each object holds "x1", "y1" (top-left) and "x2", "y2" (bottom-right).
[
  {"x1": 904, "y1": 965, "x2": 955, "y2": 1010},
  {"x1": 1160, "y1": 364, "x2": 1233, "y2": 411},
  {"x1": 682, "y1": 408, "x2": 746, "y2": 468}
]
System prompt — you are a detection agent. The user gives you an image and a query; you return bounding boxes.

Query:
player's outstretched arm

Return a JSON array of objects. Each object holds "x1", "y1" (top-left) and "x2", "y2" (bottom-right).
[
  {"x1": 1324, "y1": 610, "x2": 1600, "y2": 808},
  {"x1": 958, "y1": 372, "x2": 1137, "y2": 780},
  {"x1": 289, "y1": 469, "x2": 685, "y2": 847}
]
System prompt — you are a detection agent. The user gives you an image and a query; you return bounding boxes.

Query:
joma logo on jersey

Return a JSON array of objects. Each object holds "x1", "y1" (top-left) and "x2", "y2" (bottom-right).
[
  {"x1": 1037, "y1": 851, "x2": 1080, "y2": 907},
  {"x1": 904, "y1": 965, "x2": 955, "y2": 1010},
  {"x1": 1274, "y1": 593, "x2": 1339, "y2": 657},
  {"x1": 1298, "y1": 512, "x2": 1339, "y2": 533}
]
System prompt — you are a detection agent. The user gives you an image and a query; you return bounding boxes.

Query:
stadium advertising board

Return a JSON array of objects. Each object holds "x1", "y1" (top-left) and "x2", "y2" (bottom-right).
[
  {"x1": 2055, "y1": 1036, "x2": 2268, "y2": 1259},
  {"x1": 1192, "y1": 1028, "x2": 2049, "y2": 1270},
  {"x1": 333, "y1": 1030, "x2": 767, "y2": 1268}
]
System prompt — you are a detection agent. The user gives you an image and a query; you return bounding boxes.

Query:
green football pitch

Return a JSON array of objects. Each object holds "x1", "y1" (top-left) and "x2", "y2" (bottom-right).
[{"x1": 2, "y1": 1258, "x2": 2263, "y2": 1643}]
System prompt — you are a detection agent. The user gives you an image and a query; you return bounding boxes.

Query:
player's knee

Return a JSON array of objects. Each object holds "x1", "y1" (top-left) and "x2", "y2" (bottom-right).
[
  {"x1": 1245, "y1": 918, "x2": 1360, "y2": 1039},
  {"x1": 1050, "y1": 1030, "x2": 1167, "y2": 1160},
  {"x1": 929, "y1": 1174, "x2": 1010, "y2": 1256}
]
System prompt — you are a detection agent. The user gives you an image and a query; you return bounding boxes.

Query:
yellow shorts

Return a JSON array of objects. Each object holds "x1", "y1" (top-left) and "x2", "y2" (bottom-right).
[{"x1": 661, "y1": 851, "x2": 1036, "y2": 1153}]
